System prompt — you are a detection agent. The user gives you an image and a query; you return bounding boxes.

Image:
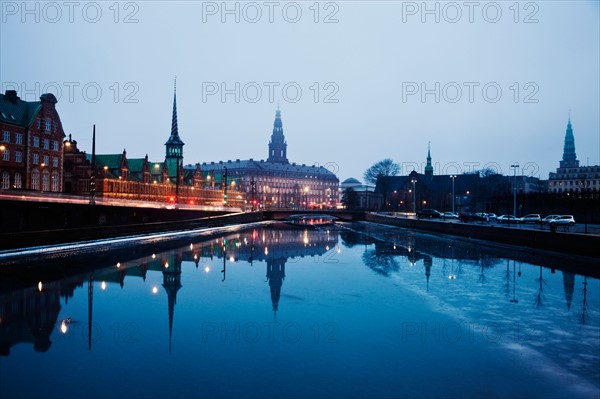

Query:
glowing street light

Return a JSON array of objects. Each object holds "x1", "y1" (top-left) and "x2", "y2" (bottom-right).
[
  {"x1": 410, "y1": 179, "x2": 417, "y2": 213},
  {"x1": 450, "y1": 175, "x2": 457, "y2": 214},
  {"x1": 511, "y1": 163, "x2": 519, "y2": 219}
]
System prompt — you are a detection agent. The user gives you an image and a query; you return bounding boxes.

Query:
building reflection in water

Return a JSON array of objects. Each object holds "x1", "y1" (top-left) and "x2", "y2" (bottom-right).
[
  {"x1": 0, "y1": 280, "x2": 61, "y2": 355},
  {"x1": 0, "y1": 223, "x2": 596, "y2": 356},
  {"x1": 337, "y1": 224, "x2": 590, "y2": 315},
  {"x1": 0, "y1": 225, "x2": 338, "y2": 354}
]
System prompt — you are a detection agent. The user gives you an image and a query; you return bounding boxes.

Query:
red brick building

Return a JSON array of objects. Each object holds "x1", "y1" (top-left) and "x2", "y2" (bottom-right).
[{"x1": 0, "y1": 90, "x2": 65, "y2": 191}]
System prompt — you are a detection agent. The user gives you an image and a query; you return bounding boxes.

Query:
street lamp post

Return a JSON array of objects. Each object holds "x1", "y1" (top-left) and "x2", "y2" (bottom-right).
[
  {"x1": 411, "y1": 179, "x2": 417, "y2": 214},
  {"x1": 510, "y1": 163, "x2": 519, "y2": 219},
  {"x1": 223, "y1": 167, "x2": 228, "y2": 206},
  {"x1": 581, "y1": 177, "x2": 589, "y2": 234},
  {"x1": 450, "y1": 175, "x2": 456, "y2": 214},
  {"x1": 89, "y1": 125, "x2": 96, "y2": 205}
]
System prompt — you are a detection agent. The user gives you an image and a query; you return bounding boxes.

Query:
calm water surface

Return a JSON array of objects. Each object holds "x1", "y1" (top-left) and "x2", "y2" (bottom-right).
[{"x1": 0, "y1": 222, "x2": 599, "y2": 399}]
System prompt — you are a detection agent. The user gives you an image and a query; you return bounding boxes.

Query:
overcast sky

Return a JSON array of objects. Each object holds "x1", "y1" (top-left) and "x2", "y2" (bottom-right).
[{"x1": 2, "y1": 1, "x2": 599, "y2": 182}]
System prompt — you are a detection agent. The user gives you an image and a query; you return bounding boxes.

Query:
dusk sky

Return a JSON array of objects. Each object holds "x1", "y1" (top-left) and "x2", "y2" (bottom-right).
[{"x1": 2, "y1": 1, "x2": 599, "y2": 182}]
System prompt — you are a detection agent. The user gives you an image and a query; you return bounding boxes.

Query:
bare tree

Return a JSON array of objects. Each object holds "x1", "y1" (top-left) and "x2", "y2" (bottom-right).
[{"x1": 363, "y1": 158, "x2": 400, "y2": 186}]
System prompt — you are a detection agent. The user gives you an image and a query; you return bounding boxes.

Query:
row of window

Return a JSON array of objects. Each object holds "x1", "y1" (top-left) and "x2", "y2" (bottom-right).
[
  {"x1": 31, "y1": 154, "x2": 60, "y2": 168},
  {"x1": 36, "y1": 118, "x2": 58, "y2": 133},
  {"x1": 2, "y1": 131, "x2": 23, "y2": 144},
  {"x1": 549, "y1": 180, "x2": 599, "y2": 187},
  {"x1": 2, "y1": 149, "x2": 22, "y2": 162},
  {"x1": 561, "y1": 167, "x2": 600, "y2": 174},
  {"x1": 1, "y1": 150, "x2": 60, "y2": 167},
  {"x1": 2, "y1": 131, "x2": 60, "y2": 151},
  {"x1": 1, "y1": 171, "x2": 22, "y2": 189},
  {"x1": 553, "y1": 172, "x2": 600, "y2": 179},
  {"x1": 240, "y1": 178, "x2": 337, "y2": 190},
  {"x1": 32, "y1": 137, "x2": 60, "y2": 150},
  {"x1": 550, "y1": 187, "x2": 599, "y2": 193},
  {"x1": 246, "y1": 174, "x2": 335, "y2": 182},
  {"x1": 0, "y1": 170, "x2": 60, "y2": 191}
]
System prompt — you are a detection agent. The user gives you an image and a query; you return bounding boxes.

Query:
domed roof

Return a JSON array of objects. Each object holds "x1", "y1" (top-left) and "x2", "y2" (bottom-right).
[{"x1": 342, "y1": 177, "x2": 361, "y2": 184}]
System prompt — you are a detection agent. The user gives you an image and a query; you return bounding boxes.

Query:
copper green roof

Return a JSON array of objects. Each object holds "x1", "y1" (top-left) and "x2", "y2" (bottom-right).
[
  {"x1": 0, "y1": 92, "x2": 42, "y2": 127},
  {"x1": 165, "y1": 87, "x2": 184, "y2": 146},
  {"x1": 89, "y1": 154, "x2": 123, "y2": 169},
  {"x1": 128, "y1": 158, "x2": 146, "y2": 173}
]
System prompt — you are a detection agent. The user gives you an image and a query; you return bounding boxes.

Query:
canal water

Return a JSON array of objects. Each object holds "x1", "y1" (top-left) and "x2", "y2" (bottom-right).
[{"x1": 0, "y1": 222, "x2": 598, "y2": 398}]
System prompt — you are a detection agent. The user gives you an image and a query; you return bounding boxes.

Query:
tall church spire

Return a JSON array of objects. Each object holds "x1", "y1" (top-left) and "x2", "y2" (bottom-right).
[
  {"x1": 268, "y1": 107, "x2": 288, "y2": 164},
  {"x1": 162, "y1": 255, "x2": 182, "y2": 354},
  {"x1": 560, "y1": 115, "x2": 579, "y2": 169},
  {"x1": 424, "y1": 141, "x2": 433, "y2": 177},
  {"x1": 266, "y1": 259, "x2": 286, "y2": 318},
  {"x1": 165, "y1": 78, "x2": 184, "y2": 179}
]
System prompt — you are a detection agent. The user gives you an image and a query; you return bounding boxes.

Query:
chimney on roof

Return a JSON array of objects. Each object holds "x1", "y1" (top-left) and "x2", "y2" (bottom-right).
[
  {"x1": 40, "y1": 93, "x2": 58, "y2": 104},
  {"x1": 4, "y1": 90, "x2": 19, "y2": 104}
]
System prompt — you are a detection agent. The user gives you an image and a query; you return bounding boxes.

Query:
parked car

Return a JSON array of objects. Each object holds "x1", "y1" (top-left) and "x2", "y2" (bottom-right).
[
  {"x1": 487, "y1": 213, "x2": 498, "y2": 221},
  {"x1": 459, "y1": 212, "x2": 487, "y2": 222},
  {"x1": 549, "y1": 215, "x2": 576, "y2": 226},
  {"x1": 496, "y1": 215, "x2": 519, "y2": 223},
  {"x1": 520, "y1": 214, "x2": 541, "y2": 224},
  {"x1": 541, "y1": 215, "x2": 560, "y2": 224},
  {"x1": 475, "y1": 213, "x2": 490, "y2": 221},
  {"x1": 442, "y1": 212, "x2": 459, "y2": 219},
  {"x1": 417, "y1": 209, "x2": 442, "y2": 218}
]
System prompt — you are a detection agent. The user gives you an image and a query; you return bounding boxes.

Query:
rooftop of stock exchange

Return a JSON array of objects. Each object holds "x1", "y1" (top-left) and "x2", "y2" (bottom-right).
[{"x1": 60, "y1": 84, "x2": 239, "y2": 206}]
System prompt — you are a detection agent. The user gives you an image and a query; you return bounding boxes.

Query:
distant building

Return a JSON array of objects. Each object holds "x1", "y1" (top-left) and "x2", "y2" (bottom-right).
[
  {"x1": 189, "y1": 108, "x2": 339, "y2": 209},
  {"x1": 376, "y1": 145, "x2": 481, "y2": 212},
  {"x1": 340, "y1": 177, "x2": 379, "y2": 210},
  {"x1": 0, "y1": 90, "x2": 65, "y2": 191},
  {"x1": 548, "y1": 118, "x2": 600, "y2": 194}
]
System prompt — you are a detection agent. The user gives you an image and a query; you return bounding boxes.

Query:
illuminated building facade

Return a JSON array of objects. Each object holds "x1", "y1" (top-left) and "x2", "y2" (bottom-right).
[
  {"x1": 548, "y1": 118, "x2": 600, "y2": 194},
  {"x1": 188, "y1": 108, "x2": 339, "y2": 209},
  {"x1": 0, "y1": 90, "x2": 65, "y2": 191}
]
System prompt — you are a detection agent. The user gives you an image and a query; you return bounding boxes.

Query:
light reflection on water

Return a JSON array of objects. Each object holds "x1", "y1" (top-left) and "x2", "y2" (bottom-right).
[{"x1": 0, "y1": 222, "x2": 598, "y2": 399}]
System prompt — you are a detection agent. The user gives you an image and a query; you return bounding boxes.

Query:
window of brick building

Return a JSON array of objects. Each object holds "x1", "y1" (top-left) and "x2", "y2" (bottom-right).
[
  {"x1": 14, "y1": 173, "x2": 22, "y2": 189},
  {"x1": 1, "y1": 171, "x2": 9, "y2": 189},
  {"x1": 31, "y1": 170, "x2": 40, "y2": 190},
  {"x1": 51, "y1": 172, "x2": 59, "y2": 192},
  {"x1": 42, "y1": 171, "x2": 49, "y2": 191}
]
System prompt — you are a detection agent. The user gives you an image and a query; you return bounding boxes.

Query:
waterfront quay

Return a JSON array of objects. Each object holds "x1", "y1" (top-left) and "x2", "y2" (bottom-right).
[{"x1": 1, "y1": 197, "x2": 599, "y2": 263}]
